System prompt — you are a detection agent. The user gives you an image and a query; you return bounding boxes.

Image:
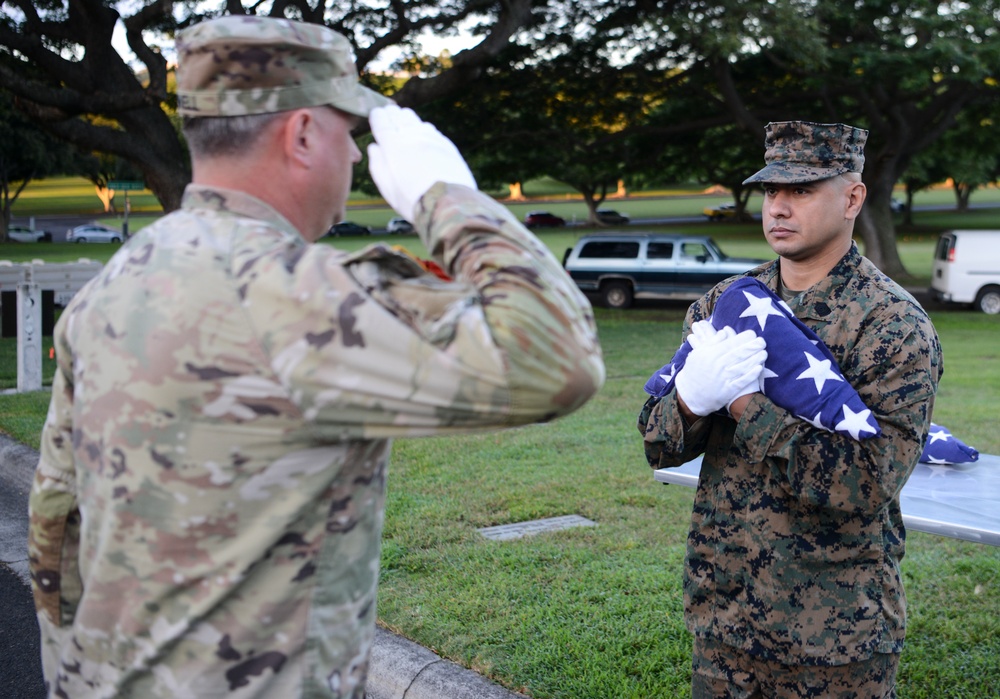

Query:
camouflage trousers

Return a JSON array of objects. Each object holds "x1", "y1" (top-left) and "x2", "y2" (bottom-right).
[{"x1": 691, "y1": 635, "x2": 899, "y2": 699}]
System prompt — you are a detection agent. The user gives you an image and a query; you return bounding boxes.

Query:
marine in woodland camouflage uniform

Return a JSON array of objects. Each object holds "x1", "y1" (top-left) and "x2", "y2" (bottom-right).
[
  {"x1": 28, "y1": 16, "x2": 604, "y2": 698},
  {"x1": 638, "y1": 122, "x2": 942, "y2": 697}
]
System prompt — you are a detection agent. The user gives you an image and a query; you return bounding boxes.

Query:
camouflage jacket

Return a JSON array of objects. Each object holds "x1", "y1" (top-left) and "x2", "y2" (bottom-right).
[
  {"x1": 28, "y1": 182, "x2": 604, "y2": 698},
  {"x1": 638, "y1": 243, "x2": 942, "y2": 666}
]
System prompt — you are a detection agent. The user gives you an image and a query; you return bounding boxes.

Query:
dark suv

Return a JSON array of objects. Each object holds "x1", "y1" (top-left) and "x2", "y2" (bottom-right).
[
  {"x1": 326, "y1": 221, "x2": 371, "y2": 237},
  {"x1": 563, "y1": 233, "x2": 768, "y2": 308},
  {"x1": 596, "y1": 209, "x2": 630, "y2": 225},
  {"x1": 524, "y1": 211, "x2": 566, "y2": 228}
]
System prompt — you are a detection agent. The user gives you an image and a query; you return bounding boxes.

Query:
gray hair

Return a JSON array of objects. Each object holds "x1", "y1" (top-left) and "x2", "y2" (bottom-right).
[{"x1": 182, "y1": 112, "x2": 285, "y2": 157}]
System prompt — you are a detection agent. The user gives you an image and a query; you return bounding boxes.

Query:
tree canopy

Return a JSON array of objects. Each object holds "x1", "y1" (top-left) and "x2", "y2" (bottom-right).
[
  {"x1": 0, "y1": 90, "x2": 83, "y2": 239},
  {"x1": 2, "y1": 1, "x2": 1000, "y2": 277},
  {"x1": 421, "y1": 39, "x2": 678, "y2": 223},
  {"x1": 414, "y1": 1, "x2": 1000, "y2": 274},
  {"x1": 0, "y1": 0, "x2": 536, "y2": 210}
]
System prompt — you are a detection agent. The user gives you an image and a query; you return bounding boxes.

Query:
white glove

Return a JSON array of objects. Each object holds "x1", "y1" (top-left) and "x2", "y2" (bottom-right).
[
  {"x1": 685, "y1": 319, "x2": 717, "y2": 350},
  {"x1": 675, "y1": 327, "x2": 767, "y2": 416},
  {"x1": 367, "y1": 104, "x2": 477, "y2": 221},
  {"x1": 685, "y1": 321, "x2": 764, "y2": 409}
]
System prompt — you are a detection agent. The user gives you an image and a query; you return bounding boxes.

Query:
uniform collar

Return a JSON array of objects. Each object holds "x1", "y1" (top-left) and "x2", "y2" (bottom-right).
[
  {"x1": 761, "y1": 242, "x2": 862, "y2": 321},
  {"x1": 181, "y1": 184, "x2": 305, "y2": 240}
]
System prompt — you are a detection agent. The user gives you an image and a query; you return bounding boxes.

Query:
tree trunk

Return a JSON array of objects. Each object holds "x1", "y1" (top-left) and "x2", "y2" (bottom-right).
[
  {"x1": 583, "y1": 193, "x2": 599, "y2": 225},
  {"x1": 903, "y1": 188, "x2": 915, "y2": 226},
  {"x1": 857, "y1": 169, "x2": 910, "y2": 279},
  {"x1": 953, "y1": 182, "x2": 973, "y2": 212},
  {"x1": 96, "y1": 186, "x2": 115, "y2": 213},
  {"x1": 578, "y1": 184, "x2": 608, "y2": 226},
  {"x1": 734, "y1": 186, "x2": 754, "y2": 222}
]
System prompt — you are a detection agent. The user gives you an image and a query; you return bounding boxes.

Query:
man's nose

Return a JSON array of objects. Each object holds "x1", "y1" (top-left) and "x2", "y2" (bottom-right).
[{"x1": 768, "y1": 191, "x2": 791, "y2": 216}]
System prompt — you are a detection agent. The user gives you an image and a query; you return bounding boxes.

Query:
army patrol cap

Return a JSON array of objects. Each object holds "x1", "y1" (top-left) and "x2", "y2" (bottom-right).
[
  {"x1": 743, "y1": 121, "x2": 868, "y2": 185},
  {"x1": 176, "y1": 15, "x2": 390, "y2": 118}
]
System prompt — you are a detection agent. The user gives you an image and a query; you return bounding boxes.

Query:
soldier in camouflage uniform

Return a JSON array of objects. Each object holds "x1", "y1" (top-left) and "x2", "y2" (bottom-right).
[
  {"x1": 638, "y1": 121, "x2": 942, "y2": 698},
  {"x1": 28, "y1": 15, "x2": 604, "y2": 698}
]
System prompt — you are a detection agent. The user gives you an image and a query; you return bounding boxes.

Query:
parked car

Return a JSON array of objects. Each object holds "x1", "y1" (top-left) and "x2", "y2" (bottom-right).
[
  {"x1": 595, "y1": 209, "x2": 630, "y2": 225},
  {"x1": 386, "y1": 217, "x2": 414, "y2": 234},
  {"x1": 890, "y1": 197, "x2": 906, "y2": 213},
  {"x1": 524, "y1": 211, "x2": 566, "y2": 228},
  {"x1": 702, "y1": 203, "x2": 738, "y2": 221},
  {"x1": 66, "y1": 223, "x2": 123, "y2": 243},
  {"x1": 563, "y1": 233, "x2": 769, "y2": 309},
  {"x1": 327, "y1": 221, "x2": 371, "y2": 237},
  {"x1": 7, "y1": 225, "x2": 52, "y2": 243},
  {"x1": 931, "y1": 229, "x2": 1000, "y2": 313}
]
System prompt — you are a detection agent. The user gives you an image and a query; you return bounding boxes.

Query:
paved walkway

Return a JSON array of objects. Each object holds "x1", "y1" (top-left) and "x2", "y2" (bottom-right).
[{"x1": 0, "y1": 433, "x2": 526, "y2": 699}]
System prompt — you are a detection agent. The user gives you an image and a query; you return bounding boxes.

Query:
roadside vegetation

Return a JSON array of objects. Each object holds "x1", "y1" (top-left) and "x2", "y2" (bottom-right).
[{"x1": 2, "y1": 181, "x2": 997, "y2": 698}]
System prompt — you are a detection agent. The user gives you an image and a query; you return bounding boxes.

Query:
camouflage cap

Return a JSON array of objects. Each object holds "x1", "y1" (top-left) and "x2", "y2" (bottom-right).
[
  {"x1": 175, "y1": 16, "x2": 390, "y2": 118},
  {"x1": 743, "y1": 121, "x2": 868, "y2": 185}
]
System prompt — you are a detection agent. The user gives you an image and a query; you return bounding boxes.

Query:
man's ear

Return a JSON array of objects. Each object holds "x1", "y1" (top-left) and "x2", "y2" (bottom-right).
[
  {"x1": 282, "y1": 109, "x2": 315, "y2": 169},
  {"x1": 845, "y1": 181, "x2": 867, "y2": 220}
]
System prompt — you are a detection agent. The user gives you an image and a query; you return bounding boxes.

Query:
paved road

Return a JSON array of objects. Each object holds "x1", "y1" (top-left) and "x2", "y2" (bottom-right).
[
  {"x1": 0, "y1": 563, "x2": 46, "y2": 698},
  {"x1": 0, "y1": 434, "x2": 46, "y2": 696}
]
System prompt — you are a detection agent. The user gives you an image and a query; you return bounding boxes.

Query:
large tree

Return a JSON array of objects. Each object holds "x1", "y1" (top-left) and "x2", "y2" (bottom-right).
[
  {"x1": 654, "y1": 0, "x2": 1000, "y2": 277},
  {"x1": 419, "y1": 0, "x2": 1000, "y2": 273},
  {"x1": 779, "y1": 0, "x2": 998, "y2": 277},
  {"x1": 0, "y1": 0, "x2": 536, "y2": 211},
  {"x1": 493, "y1": 0, "x2": 1000, "y2": 276},
  {"x1": 634, "y1": 89, "x2": 766, "y2": 222},
  {"x1": 0, "y1": 90, "x2": 80, "y2": 239},
  {"x1": 900, "y1": 98, "x2": 1000, "y2": 218},
  {"x1": 418, "y1": 47, "x2": 649, "y2": 224},
  {"x1": 933, "y1": 100, "x2": 1000, "y2": 212},
  {"x1": 416, "y1": 9, "x2": 725, "y2": 224}
]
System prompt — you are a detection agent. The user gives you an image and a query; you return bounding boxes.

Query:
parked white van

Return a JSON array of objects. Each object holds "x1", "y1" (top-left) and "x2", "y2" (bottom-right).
[{"x1": 931, "y1": 230, "x2": 1000, "y2": 314}]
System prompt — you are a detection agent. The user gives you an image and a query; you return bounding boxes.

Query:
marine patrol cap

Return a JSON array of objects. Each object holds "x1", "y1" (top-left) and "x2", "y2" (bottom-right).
[
  {"x1": 743, "y1": 121, "x2": 868, "y2": 185},
  {"x1": 175, "y1": 15, "x2": 390, "y2": 118}
]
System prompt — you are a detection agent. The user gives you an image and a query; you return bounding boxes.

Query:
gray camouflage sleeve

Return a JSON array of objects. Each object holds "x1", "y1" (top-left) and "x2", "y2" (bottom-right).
[
  {"x1": 414, "y1": 182, "x2": 605, "y2": 417},
  {"x1": 264, "y1": 183, "x2": 604, "y2": 439},
  {"x1": 28, "y1": 325, "x2": 84, "y2": 638}
]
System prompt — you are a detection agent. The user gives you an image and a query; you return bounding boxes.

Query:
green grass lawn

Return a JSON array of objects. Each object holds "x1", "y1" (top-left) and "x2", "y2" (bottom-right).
[
  {"x1": 2, "y1": 181, "x2": 998, "y2": 698},
  {"x1": 0, "y1": 302, "x2": 996, "y2": 698},
  {"x1": 376, "y1": 305, "x2": 999, "y2": 699}
]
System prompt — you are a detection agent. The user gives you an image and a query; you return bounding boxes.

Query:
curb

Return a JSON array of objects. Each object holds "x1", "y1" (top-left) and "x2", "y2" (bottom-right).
[
  {"x1": 0, "y1": 434, "x2": 525, "y2": 699},
  {"x1": 367, "y1": 628, "x2": 527, "y2": 699}
]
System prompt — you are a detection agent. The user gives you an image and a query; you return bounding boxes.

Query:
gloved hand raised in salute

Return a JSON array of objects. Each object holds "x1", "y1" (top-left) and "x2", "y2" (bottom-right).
[{"x1": 367, "y1": 104, "x2": 477, "y2": 222}]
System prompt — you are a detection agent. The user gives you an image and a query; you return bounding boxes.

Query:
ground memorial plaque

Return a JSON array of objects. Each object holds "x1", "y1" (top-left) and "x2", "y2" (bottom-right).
[{"x1": 477, "y1": 514, "x2": 597, "y2": 541}]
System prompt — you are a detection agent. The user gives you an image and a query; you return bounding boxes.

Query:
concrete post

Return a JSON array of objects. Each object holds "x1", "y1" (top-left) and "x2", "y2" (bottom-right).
[{"x1": 16, "y1": 268, "x2": 42, "y2": 392}]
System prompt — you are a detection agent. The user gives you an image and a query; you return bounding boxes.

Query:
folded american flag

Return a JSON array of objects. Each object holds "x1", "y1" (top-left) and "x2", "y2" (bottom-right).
[
  {"x1": 644, "y1": 277, "x2": 881, "y2": 440},
  {"x1": 919, "y1": 423, "x2": 979, "y2": 464}
]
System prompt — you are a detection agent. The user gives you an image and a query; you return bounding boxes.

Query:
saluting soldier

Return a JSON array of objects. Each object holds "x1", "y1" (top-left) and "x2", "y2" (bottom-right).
[{"x1": 28, "y1": 15, "x2": 604, "y2": 698}]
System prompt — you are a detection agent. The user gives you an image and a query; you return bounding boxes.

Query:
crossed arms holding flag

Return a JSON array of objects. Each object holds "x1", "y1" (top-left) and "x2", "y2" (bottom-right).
[
  {"x1": 637, "y1": 249, "x2": 944, "y2": 663},
  {"x1": 639, "y1": 247, "x2": 943, "y2": 518},
  {"x1": 644, "y1": 277, "x2": 882, "y2": 440}
]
